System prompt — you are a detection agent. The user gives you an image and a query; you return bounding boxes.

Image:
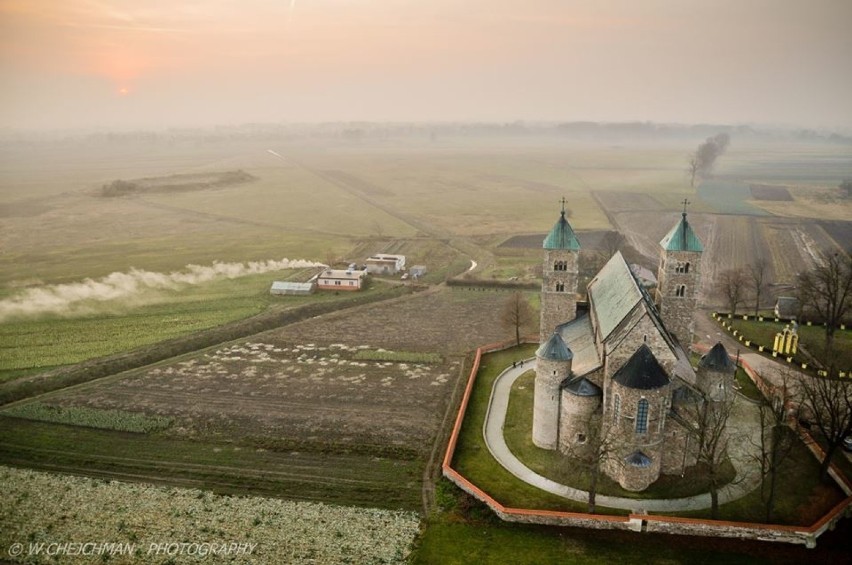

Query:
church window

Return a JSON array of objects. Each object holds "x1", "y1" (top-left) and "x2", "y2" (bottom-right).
[
  {"x1": 684, "y1": 262, "x2": 690, "y2": 273},
  {"x1": 658, "y1": 398, "x2": 667, "y2": 432},
  {"x1": 675, "y1": 263, "x2": 684, "y2": 274},
  {"x1": 613, "y1": 394, "x2": 621, "y2": 422},
  {"x1": 636, "y1": 399, "x2": 649, "y2": 434},
  {"x1": 675, "y1": 285, "x2": 686, "y2": 297},
  {"x1": 577, "y1": 433, "x2": 586, "y2": 444},
  {"x1": 556, "y1": 282, "x2": 565, "y2": 292},
  {"x1": 553, "y1": 260, "x2": 567, "y2": 271}
]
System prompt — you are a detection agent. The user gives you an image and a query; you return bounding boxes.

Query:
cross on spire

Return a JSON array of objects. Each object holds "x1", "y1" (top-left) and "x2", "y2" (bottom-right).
[
  {"x1": 681, "y1": 198, "x2": 690, "y2": 217},
  {"x1": 560, "y1": 196, "x2": 567, "y2": 216}
]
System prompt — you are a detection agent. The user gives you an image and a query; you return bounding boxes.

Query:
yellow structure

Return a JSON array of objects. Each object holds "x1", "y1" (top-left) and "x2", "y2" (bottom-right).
[{"x1": 772, "y1": 325, "x2": 799, "y2": 355}]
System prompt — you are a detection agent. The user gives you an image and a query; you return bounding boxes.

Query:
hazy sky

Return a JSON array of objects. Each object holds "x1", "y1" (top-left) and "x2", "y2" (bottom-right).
[{"x1": 2, "y1": 0, "x2": 850, "y2": 130}]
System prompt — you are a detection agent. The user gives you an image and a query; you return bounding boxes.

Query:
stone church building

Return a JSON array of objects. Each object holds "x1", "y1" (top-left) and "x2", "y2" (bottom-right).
[{"x1": 533, "y1": 205, "x2": 735, "y2": 491}]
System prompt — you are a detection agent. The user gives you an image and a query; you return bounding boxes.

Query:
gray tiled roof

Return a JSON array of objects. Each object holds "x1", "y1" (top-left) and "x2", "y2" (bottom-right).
[
  {"x1": 587, "y1": 252, "x2": 643, "y2": 341},
  {"x1": 613, "y1": 344, "x2": 671, "y2": 390},
  {"x1": 536, "y1": 332, "x2": 573, "y2": 361}
]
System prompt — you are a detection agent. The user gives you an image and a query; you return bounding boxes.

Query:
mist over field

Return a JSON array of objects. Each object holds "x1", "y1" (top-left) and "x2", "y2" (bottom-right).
[{"x1": 0, "y1": 259, "x2": 324, "y2": 321}]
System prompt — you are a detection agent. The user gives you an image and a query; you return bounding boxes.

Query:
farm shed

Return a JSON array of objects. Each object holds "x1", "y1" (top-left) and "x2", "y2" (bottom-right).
[
  {"x1": 409, "y1": 265, "x2": 427, "y2": 279},
  {"x1": 270, "y1": 281, "x2": 315, "y2": 296},
  {"x1": 317, "y1": 269, "x2": 367, "y2": 291},
  {"x1": 365, "y1": 254, "x2": 406, "y2": 275},
  {"x1": 774, "y1": 296, "x2": 799, "y2": 319}
]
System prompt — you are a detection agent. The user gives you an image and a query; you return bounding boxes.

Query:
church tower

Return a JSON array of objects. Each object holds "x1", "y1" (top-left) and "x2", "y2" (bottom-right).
[
  {"x1": 540, "y1": 200, "x2": 580, "y2": 342},
  {"x1": 655, "y1": 203, "x2": 702, "y2": 346}
]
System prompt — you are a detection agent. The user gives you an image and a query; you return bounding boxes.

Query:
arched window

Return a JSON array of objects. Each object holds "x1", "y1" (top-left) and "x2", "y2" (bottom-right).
[
  {"x1": 556, "y1": 282, "x2": 565, "y2": 292},
  {"x1": 658, "y1": 398, "x2": 667, "y2": 432},
  {"x1": 553, "y1": 260, "x2": 567, "y2": 271},
  {"x1": 613, "y1": 394, "x2": 621, "y2": 422},
  {"x1": 675, "y1": 285, "x2": 686, "y2": 297},
  {"x1": 684, "y1": 262, "x2": 690, "y2": 274},
  {"x1": 636, "y1": 398, "x2": 649, "y2": 434}
]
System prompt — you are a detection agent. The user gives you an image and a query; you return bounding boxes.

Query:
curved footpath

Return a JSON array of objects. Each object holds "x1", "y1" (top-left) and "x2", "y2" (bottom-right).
[{"x1": 483, "y1": 360, "x2": 763, "y2": 512}]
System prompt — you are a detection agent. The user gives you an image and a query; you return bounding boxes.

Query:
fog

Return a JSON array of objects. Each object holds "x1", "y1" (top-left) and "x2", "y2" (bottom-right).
[{"x1": 1, "y1": 0, "x2": 851, "y2": 131}]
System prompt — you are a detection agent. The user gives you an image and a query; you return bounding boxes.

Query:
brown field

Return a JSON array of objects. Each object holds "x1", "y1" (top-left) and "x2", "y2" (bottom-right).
[
  {"x1": 749, "y1": 184, "x2": 793, "y2": 201},
  {"x1": 33, "y1": 287, "x2": 513, "y2": 451},
  {"x1": 592, "y1": 190, "x2": 665, "y2": 212}
]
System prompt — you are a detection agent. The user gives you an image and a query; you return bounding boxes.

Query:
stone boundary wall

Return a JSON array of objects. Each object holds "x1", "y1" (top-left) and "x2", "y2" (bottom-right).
[{"x1": 442, "y1": 340, "x2": 852, "y2": 547}]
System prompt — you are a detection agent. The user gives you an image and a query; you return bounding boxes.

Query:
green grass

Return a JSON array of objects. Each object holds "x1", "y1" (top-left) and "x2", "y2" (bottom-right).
[
  {"x1": 726, "y1": 318, "x2": 852, "y2": 371},
  {"x1": 503, "y1": 373, "x2": 736, "y2": 500},
  {"x1": 450, "y1": 345, "x2": 608, "y2": 513},
  {"x1": 354, "y1": 350, "x2": 443, "y2": 363},
  {"x1": 2, "y1": 402, "x2": 172, "y2": 433},
  {"x1": 0, "y1": 270, "x2": 321, "y2": 381},
  {"x1": 410, "y1": 518, "x2": 775, "y2": 565},
  {"x1": 734, "y1": 367, "x2": 764, "y2": 402},
  {"x1": 0, "y1": 416, "x2": 421, "y2": 510}
]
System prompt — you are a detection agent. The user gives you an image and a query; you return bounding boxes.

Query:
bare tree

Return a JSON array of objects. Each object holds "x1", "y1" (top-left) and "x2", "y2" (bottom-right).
[
  {"x1": 796, "y1": 253, "x2": 852, "y2": 365},
  {"x1": 751, "y1": 372, "x2": 799, "y2": 522},
  {"x1": 562, "y1": 416, "x2": 623, "y2": 514},
  {"x1": 748, "y1": 258, "x2": 770, "y2": 317},
  {"x1": 687, "y1": 154, "x2": 701, "y2": 188},
  {"x1": 501, "y1": 291, "x2": 533, "y2": 346},
  {"x1": 798, "y1": 372, "x2": 852, "y2": 482},
  {"x1": 686, "y1": 133, "x2": 731, "y2": 187},
  {"x1": 716, "y1": 268, "x2": 747, "y2": 315},
  {"x1": 676, "y1": 394, "x2": 736, "y2": 518}
]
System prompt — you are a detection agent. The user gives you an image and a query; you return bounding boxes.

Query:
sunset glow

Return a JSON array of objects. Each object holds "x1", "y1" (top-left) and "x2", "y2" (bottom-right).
[{"x1": 0, "y1": 0, "x2": 850, "y2": 130}]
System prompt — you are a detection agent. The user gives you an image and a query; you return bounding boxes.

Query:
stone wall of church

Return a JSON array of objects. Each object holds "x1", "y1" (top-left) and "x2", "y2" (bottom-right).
[
  {"x1": 605, "y1": 380, "x2": 671, "y2": 491},
  {"x1": 661, "y1": 419, "x2": 698, "y2": 475},
  {"x1": 533, "y1": 357, "x2": 570, "y2": 450},
  {"x1": 655, "y1": 249, "x2": 701, "y2": 347},
  {"x1": 603, "y1": 313, "x2": 677, "y2": 383},
  {"x1": 540, "y1": 249, "x2": 578, "y2": 342},
  {"x1": 558, "y1": 392, "x2": 601, "y2": 455},
  {"x1": 696, "y1": 367, "x2": 735, "y2": 402}
]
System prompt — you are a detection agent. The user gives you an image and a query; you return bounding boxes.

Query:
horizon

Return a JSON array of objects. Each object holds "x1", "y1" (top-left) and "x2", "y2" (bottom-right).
[{"x1": 2, "y1": 1, "x2": 851, "y2": 132}]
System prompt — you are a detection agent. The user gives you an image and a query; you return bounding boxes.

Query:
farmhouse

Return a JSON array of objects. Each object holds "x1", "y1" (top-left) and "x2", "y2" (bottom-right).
[
  {"x1": 316, "y1": 269, "x2": 367, "y2": 291},
  {"x1": 365, "y1": 254, "x2": 405, "y2": 275},
  {"x1": 534, "y1": 204, "x2": 735, "y2": 491},
  {"x1": 269, "y1": 281, "x2": 315, "y2": 296}
]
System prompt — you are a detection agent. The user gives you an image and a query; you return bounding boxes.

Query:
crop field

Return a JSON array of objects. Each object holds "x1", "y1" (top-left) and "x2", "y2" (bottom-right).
[
  {"x1": 750, "y1": 184, "x2": 793, "y2": 201},
  {"x1": 0, "y1": 287, "x2": 515, "y2": 510}
]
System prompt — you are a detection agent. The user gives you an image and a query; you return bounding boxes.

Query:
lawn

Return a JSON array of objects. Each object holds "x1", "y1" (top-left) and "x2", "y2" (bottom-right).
[{"x1": 726, "y1": 318, "x2": 852, "y2": 371}]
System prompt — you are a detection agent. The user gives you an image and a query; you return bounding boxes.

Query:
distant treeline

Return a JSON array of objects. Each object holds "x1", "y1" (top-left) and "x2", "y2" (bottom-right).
[{"x1": 101, "y1": 170, "x2": 256, "y2": 197}]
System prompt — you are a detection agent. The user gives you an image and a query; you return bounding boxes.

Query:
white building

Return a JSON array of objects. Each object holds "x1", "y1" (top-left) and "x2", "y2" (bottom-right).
[
  {"x1": 316, "y1": 269, "x2": 367, "y2": 291},
  {"x1": 365, "y1": 254, "x2": 406, "y2": 275}
]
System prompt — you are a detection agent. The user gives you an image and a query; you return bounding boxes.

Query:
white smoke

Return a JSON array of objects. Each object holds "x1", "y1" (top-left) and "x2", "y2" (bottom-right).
[{"x1": 0, "y1": 258, "x2": 325, "y2": 321}]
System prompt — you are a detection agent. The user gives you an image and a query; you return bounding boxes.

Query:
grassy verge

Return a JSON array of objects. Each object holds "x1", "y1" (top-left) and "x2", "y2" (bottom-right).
[
  {"x1": 1, "y1": 402, "x2": 173, "y2": 433},
  {"x1": 450, "y1": 345, "x2": 608, "y2": 513},
  {"x1": 726, "y1": 318, "x2": 852, "y2": 370},
  {"x1": 0, "y1": 417, "x2": 421, "y2": 511}
]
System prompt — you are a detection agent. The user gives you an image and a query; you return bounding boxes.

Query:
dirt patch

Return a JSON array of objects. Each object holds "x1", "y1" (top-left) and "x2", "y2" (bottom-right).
[
  {"x1": 750, "y1": 184, "x2": 793, "y2": 201},
  {"x1": 817, "y1": 220, "x2": 852, "y2": 254},
  {"x1": 319, "y1": 170, "x2": 394, "y2": 197},
  {"x1": 99, "y1": 170, "x2": 256, "y2": 197}
]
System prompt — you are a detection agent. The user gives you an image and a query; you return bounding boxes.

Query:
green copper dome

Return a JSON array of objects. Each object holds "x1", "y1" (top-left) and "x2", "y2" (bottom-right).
[
  {"x1": 660, "y1": 213, "x2": 703, "y2": 252},
  {"x1": 543, "y1": 210, "x2": 580, "y2": 250}
]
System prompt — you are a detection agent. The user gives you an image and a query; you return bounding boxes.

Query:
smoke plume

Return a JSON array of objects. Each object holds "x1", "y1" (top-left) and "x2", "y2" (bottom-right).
[
  {"x1": 0, "y1": 258, "x2": 324, "y2": 321},
  {"x1": 688, "y1": 133, "x2": 731, "y2": 186}
]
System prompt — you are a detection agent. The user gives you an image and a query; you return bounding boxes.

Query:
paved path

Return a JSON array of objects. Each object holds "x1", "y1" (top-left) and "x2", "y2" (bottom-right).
[{"x1": 483, "y1": 360, "x2": 763, "y2": 512}]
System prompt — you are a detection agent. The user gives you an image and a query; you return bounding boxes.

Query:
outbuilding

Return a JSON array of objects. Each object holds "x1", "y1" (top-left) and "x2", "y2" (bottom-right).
[
  {"x1": 365, "y1": 254, "x2": 406, "y2": 275},
  {"x1": 316, "y1": 269, "x2": 367, "y2": 291},
  {"x1": 270, "y1": 281, "x2": 315, "y2": 296}
]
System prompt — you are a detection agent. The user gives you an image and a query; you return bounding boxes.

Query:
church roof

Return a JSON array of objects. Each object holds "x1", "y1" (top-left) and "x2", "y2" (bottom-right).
[
  {"x1": 699, "y1": 342, "x2": 736, "y2": 372},
  {"x1": 612, "y1": 344, "x2": 671, "y2": 390},
  {"x1": 660, "y1": 213, "x2": 703, "y2": 252},
  {"x1": 563, "y1": 376, "x2": 602, "y2": 397},
  {"x1": 557, "y1": 315, "x2": 602, "y2": 377},
  {"x1": 625, "y1": 451, "x2": 653, "y2": 468},
  {"x1": 537, "y1": 332, "x2": 573, "y2": 361},
  {"x1": 543, "y1": 210, "x2": 580, "y2": 250},
  {"x1": 587, "y1": 252, "x2": 643, "y2": 341}
]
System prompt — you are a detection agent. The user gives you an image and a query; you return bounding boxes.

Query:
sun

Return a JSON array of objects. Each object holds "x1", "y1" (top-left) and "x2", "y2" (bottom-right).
[{"x1": 118, "y1": 87, "x2": 130, "y2": 96}]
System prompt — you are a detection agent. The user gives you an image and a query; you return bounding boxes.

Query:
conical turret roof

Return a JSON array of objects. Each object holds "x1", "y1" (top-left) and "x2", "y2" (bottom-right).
[
  {"x1": 660, "y1": 212, "x2": 703, "y2": 252},
  {"x1": 536, "y1": 331, "x2": 573, "y2": 361},
  {"x1": 543, "y1": 210, "x2": 580, "y2": 250},
  {"x1": 612, "y1": 344, "x2": 671, "y2": 390},
  {"x1": 564, "y1": 376, "x2": 601, "y2": 397},
  {"x1": 699, "y1": 342, "x2": 736, "y2": 372}
]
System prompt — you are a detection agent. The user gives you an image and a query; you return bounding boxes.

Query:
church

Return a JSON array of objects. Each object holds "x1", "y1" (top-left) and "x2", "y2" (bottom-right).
[{"x1": 533, "y1": 203, "x2": 735, "y2": 491}]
